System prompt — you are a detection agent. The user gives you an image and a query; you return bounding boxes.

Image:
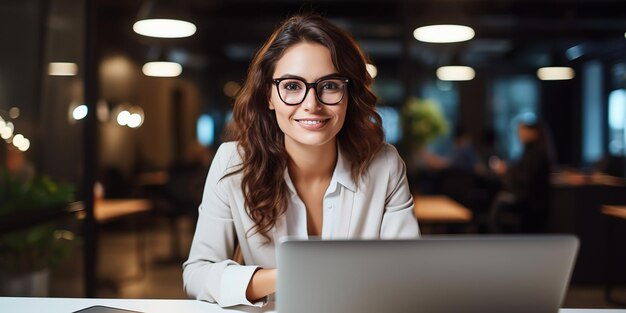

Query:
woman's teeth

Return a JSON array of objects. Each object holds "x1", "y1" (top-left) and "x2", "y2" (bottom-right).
[{"x1": 300, "y1": 120, "x2": 323, "y2": 125}]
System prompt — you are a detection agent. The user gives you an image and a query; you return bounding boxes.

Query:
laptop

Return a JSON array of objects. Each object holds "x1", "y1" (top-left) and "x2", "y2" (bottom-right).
[{"x1": 277, "y1": 235, "x2": 578, "y2": 313}]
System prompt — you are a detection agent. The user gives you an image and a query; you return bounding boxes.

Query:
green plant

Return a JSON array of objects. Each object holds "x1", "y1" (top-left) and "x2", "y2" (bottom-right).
[
  {"x1": 0, "y1": 170, "x2": 77, "y2": 274},
  {"x1": 402, "y1": 97, "x2": 449, "y2": 148}
]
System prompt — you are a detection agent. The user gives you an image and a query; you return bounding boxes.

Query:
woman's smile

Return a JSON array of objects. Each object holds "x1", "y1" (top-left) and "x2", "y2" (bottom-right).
[{"x1": 294, "y1": 117, "x2": 331, "y2": 130}]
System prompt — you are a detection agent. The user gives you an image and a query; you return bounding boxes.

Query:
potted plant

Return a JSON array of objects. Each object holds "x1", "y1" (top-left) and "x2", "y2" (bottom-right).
[
  {"x1": 401, "y1": 97, "x2": 449, "y2": 149},
  {"x1": 0, "y1": 169, "x2": 77, "y2": 296}
]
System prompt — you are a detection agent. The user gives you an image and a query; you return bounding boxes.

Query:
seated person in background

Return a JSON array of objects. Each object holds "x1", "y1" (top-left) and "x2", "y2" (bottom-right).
[
  {"x1": 492, "y1": 121, "x2": 553, "y2": 233},
  {"x1": 182, "y1": 14, "x2": 419, "y2": 307},
  {"x1": 449, "y1": 126, "x2": 481, "y2": 173},
  {"x1": 419, "y1": 126, "x2": 481, "y2": 174}
]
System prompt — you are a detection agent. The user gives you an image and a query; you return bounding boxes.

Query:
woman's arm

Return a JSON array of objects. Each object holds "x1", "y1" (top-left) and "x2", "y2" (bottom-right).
[
  {"x1": 246, "y1": 268, "x2": 277, "y2": 302},
  {"x1": 380, "y1": 145, "x2": 420, "y2": 238},
  {"x1": 182, "y1": 142, "x2": 265, "y2": 307}
]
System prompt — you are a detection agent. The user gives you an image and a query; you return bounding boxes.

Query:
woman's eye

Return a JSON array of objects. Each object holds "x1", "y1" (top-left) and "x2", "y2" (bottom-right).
[
  {"x1": 282, "y1": 82, "x2": 301, "y2": 91},
  {"x1": 320, "y1": 82, "x2": 339, "y2": 90}
]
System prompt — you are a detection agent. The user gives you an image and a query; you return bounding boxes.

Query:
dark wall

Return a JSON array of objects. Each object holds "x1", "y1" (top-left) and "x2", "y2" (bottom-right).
[
  {"x1": 458, "y1": 75, "x2": 488, "y2": 141},
  {"x1": 540, "y1": 77, "x2": 582, "y2": 167},
  {"x1": 0, "y1": 0, "x2": 45, "y2": 158}
]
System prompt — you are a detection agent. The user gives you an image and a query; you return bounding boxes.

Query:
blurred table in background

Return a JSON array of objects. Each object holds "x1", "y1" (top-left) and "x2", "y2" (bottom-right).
[
  {"x1": 93, "y1": 198, "x2": 152, "y2": 223},
  {"x1": 89, "y1": 198, "x2": 152, "y2": 290},
  {"x1": 550, "y1": 181, "x2": 626, "y2": 285},
  {"x1": 414, "y1": 195, "x2": 472, "y2": 233}
]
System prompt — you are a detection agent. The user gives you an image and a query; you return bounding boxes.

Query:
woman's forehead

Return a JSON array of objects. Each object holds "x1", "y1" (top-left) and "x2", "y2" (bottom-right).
[{"x1": 273, "y1": 42, "x2": 338, "y2": 81}]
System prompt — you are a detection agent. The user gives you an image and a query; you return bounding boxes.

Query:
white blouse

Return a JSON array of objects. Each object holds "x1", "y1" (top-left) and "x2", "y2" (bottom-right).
[{"x1": 183, "y1": 141, "x2": 420, "y2": 307}]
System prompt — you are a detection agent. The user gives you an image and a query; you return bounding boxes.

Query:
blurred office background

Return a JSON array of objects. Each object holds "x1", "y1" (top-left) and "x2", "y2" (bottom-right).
[{"x1": 1, "y1": 0, "x2": 625, "y2": 307}]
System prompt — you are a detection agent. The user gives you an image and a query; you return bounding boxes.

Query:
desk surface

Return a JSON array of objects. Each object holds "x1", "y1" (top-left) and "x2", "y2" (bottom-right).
[
  {"x1": 414, "y1": 195, "x2": 473, "y2": 223},
  {"x1": 2, "y1": 297, "x2": 625, "y2": 313}
]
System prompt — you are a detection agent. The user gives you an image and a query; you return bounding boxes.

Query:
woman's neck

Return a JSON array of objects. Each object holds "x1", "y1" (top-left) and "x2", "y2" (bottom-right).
[{"x1": 285, "y1": 139, "x2": 337, "y2": 182}]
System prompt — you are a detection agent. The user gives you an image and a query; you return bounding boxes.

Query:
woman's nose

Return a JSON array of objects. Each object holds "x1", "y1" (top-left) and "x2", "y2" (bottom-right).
[{"x1": 301, "y1": 87, "x2": 322, "y2": 111}]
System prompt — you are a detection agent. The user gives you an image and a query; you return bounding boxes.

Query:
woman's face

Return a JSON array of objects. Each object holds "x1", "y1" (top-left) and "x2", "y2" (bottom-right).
[{"x1": 269, "y1": 42, "x2": 348, "y2": 151}]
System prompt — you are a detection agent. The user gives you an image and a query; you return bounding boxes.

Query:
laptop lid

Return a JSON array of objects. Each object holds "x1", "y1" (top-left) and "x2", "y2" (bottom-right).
[{"x1": 277, "y1": 235, "x2": 578, "y2": 313}]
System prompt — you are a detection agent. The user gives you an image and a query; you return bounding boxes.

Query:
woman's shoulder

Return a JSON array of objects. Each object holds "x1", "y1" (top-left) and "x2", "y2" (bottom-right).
[
  {"x1": 369, "y1": 143, "x2": 405, "y2": 172},
  {"x1": 214, "y1": 141, "x2": 244, "y2": 170},
  {"x1": 374, "y1": 143, "x2": 402, "y2": 161}
]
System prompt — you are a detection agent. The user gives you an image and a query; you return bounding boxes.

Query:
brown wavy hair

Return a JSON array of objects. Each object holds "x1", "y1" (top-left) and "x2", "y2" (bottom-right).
[{"x1": 228, "y1": 13, "x2": 384, "y2": 242}]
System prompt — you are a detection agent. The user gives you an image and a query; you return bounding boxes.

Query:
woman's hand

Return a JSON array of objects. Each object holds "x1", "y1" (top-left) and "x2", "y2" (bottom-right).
[{"x1": 246, "y1": 268, "x2": 277, "y2": 303}]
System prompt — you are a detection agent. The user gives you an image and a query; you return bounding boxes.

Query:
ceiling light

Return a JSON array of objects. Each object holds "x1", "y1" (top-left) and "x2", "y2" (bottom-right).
[
  {"x1": 537, "y1": 67, "x2": 575, "y2": 80},
  {"x1": 436, "y1": 66, "x2": 475, "y2": 81},
  {"x1": 48, "y1": 62, "x2": 78, "y2": 76},
  {"x1": 142, "y1": 61, "x2": 182, "y2": 77},
  {"x1": 414, "y1": 25, "x2": 475, "y2": 43},
  {"x1": 133, "y1": 19, "x2": 196, "y2": 38},
  {"x1": 133, "y1": 0, "x2": 196, "y2": 38}
]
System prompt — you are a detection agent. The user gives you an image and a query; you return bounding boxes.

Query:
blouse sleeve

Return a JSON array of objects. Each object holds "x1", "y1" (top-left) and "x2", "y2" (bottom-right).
[
  {"x1": 182, "y1": 142, "x2": 264, "y2": 307},
  {"x1": 380, "y1": 145, "x2": 421, "y2": 239}
]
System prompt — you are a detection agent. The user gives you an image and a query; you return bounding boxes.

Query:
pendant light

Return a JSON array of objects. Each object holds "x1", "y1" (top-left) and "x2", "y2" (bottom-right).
[
  {"x1": 48, "y1": 62, "x2": 78, "y2": 76},
  {"x1": 436, "y1": 52, "x2": 475, "y2": 81},
  {"x1": 414, "y1": 25, "x2": 475, "y2": 43},
  {"x1": 537, "y1": 50, "x2": 575, "y2": 81},
  {"x1": 142, "y1": 47, "x2": 183, "y2": 77},
  {"x1": 133, "y1": 0, "x2": 196, "y2": 38},
  {"x1": 436, "y1": 66, "x2": 476, "y2": 81}
]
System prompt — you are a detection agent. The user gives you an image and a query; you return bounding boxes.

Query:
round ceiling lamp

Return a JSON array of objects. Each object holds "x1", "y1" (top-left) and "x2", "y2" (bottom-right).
[
  {"x1": 142, "y1": 61, "x2": 182, "y2": 77},
  {"x1": 414, "y1": 25, "x2": 475, "y2": 43},
  {"x1": 133, "y1": 0, "x2": 196, "y2": 38},
  {"x1": 536, "y1": 67, "x2": 575, "y2": 81},
  {"x1": 48, "y1": 62, "x2": 78, "y2": 76},
  {"x1": 436, "y1": 66, "x2": 476, "y2": 81},
  {"x1": 133, "y1": 19, "x2": 196, "y2": 38}
]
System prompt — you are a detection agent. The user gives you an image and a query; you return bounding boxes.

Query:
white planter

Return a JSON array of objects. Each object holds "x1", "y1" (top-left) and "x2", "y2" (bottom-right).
[{"x1": 0, "y1": 268, "x2": 50, "y2": 297}]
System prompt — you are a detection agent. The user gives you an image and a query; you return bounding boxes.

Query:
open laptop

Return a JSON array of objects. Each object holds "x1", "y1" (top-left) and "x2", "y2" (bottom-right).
[{"x1": 277, "y1": 235, "x2": 578, "y2": 313}]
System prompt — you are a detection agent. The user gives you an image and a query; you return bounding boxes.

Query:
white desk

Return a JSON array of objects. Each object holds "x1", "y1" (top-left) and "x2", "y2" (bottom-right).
[
  {"x1": 1, "y1": 298, "x2": 625, "y2": 313},
  {"x1": 0, "y1": 298, "x2": 274, "y2": 313}
]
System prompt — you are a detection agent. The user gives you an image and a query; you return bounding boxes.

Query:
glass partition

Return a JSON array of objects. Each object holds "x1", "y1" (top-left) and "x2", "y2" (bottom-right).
[{"x1": 0, "y1": 0, "x2": 85, "y2": 297}]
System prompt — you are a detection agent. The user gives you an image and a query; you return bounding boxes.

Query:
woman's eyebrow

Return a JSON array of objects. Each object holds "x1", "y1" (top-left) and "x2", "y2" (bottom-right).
[{"x1": 275, "y1": 73, "x2": 343, "y2": 82}]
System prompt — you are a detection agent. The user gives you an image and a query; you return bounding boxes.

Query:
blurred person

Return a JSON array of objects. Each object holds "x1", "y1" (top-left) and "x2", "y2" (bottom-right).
[
  {"x1": 183, "y1": 14, "x2": 419, "y2": 307},
  {"x1": 476, "y1": 128, "x2": 504, "y2": 176},
  {"x1": 418, "y1": 126, "x2": 481, "y2": 173},
  {"x1": 492, "y1": 120, "x2": 553, "y2": 233}
]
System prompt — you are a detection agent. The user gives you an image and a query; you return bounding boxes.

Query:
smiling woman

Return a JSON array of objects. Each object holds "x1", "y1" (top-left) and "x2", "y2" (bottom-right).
[{"x1": 182, "y1": 13, "x2": 419, "y2": 308}]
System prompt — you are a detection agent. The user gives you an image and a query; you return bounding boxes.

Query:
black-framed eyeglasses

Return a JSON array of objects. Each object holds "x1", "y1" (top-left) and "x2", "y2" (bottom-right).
[{"x1": 272, "y1": 77, "x2": 349, "y2": 105}]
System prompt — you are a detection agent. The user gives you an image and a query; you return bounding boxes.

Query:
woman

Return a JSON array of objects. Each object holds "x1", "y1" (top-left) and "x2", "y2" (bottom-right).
[{"x1": 183, "y1": 14, "x2": 419, "y2": 307}]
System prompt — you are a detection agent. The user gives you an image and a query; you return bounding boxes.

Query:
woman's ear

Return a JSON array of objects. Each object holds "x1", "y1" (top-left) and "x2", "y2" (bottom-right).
[{"x1": 268, "y1": 96, "x2": 275, "y2": 110}]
